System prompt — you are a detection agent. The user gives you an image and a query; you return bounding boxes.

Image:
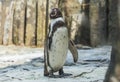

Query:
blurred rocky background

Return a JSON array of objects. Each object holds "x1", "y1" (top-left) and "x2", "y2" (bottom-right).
[
  {"x1": 0, "y1": 0, "x2": 120, "y2": 82},
  {"x1": 0, "y1": 0, "x2": 119, "y2": 48}
]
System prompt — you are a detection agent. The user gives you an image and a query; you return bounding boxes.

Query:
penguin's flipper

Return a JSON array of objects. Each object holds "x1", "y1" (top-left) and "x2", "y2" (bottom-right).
[{"x1": 69, "y1": 40, "x2": 78, "y2": 63}]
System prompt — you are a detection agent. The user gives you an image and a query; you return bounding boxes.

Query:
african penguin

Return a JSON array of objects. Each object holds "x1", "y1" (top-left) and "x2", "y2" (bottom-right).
[{"x1": 44, "y1": 8, "x2": 78, "y2": 77}]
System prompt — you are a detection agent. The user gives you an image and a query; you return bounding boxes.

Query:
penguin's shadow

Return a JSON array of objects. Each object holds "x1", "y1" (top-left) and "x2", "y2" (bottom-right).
[{"x1": 48, "y1": 73, "x2": 72, "y2": 78}]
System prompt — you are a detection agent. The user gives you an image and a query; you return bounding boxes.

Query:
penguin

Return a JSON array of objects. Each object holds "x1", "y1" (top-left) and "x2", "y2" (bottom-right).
[{"x1": 44, "y1": 8, "x2": 78, "y2": 77}]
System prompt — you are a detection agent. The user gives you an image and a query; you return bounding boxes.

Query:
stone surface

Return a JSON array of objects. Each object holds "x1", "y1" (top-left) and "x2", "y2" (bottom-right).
[
  {"x1": 37, "y1": 0, "x2": 61, "y2": 47},
  {"x1": 104, "y1": 1, "x2": 120, "y2": 81},
  {"x1": 108, "y1": 0, "x2": 120, "y2": 44},
  {"x1": 37, "y1": 0, "x2": 46, "y2": 47},
  {"x1": 13, "y1": 0, "x2": 26, "y2": 45},
  {"x1": 25, "y1": 0, "x2": 36, "y2": 46},
  {"x1": 49, "y1": 0, "x2": 59, "y2": 11},
  {"x1": 77, "y1": 0, "x2": 90, "y2": 45},
  {"x1": 3, "y1": 0, "x2": 15, "y2": 45},
  {"x1": 90, "y1": 0, "x2": 107, "y2": 47},
  {"x1": 0, "y1": 1, "x2": 2, "y2": 44},
  {"x1": 108, "y1": 0, "x2": 120, "y2": 61},
  {"x1": 61, "y1": 0, "x2": 91, "y2": 45},
  {"x1": 0, "y1": 45, "x2": 111, "y2": 82},
  {"x1": 119, "y1": 0, "x2": 120, "y2": 26},
  {"x1": 61, "y1": 0, "x2": 81, "y2": 38}
]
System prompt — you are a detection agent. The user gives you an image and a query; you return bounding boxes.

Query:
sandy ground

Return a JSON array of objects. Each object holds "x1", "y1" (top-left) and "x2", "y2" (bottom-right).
[{"x1": 0, "y1": 45, "x2": 111, "y2": 82}]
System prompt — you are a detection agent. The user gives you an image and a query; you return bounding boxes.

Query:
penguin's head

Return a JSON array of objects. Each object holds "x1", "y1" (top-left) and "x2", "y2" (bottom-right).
[{"x1": 50, "y1": 8, "x2": 63, "y2": 19}]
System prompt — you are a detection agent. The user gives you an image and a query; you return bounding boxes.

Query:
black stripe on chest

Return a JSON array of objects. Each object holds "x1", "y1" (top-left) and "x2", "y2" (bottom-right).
[{"x1": 48, "y1": 21, "x2": 66, "y2": 50}]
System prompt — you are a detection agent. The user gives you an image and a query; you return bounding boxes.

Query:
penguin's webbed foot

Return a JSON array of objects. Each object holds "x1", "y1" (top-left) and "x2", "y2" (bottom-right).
[
  {"x1": 44, "y1": 68, "x2": 49, "y2": 76},
  {"x1": 59, "y1": 73, "x2": 72, "y2": 78},
  {"x1": 44, "y1": 73, "x2": 49, "y2": 76},
  {"x1": 59, "y1": 68, "x2": 72, "y2": 78},
  {"x1": 48, "y1": 70, "x2": 57, "y2": 78},
  {"x1": 49, "y1": 74, "x2": 59, "y2": 78}
]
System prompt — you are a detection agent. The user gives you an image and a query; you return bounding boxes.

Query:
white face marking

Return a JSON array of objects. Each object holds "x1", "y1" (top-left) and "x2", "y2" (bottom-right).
[{"x1": 49, "y1": 17, "x2": 64, "y2": 37}]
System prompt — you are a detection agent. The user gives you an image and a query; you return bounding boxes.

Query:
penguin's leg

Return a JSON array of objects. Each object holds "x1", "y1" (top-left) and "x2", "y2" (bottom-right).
[
  {"x1": 44, "y1": 64, "x2": 55, "y2": 77},
  {"x1": 44, "y1": 51, "x2": 50, "y2": 76},
  {"x1": 49, "y1": 70, "x2": 54, "y2": 76},
  {"x1": 59, "y1": 67, "x2": 64, "y2": 75},
  {"x1": 44, "y1": 61, "x2": 49, "y2": 76},
  {"x1": 49, "y1": 69, "x2": 59, "y2": 78},
  {"x1": 59, "y1": 67, "x2": 72, "y2": 77}
]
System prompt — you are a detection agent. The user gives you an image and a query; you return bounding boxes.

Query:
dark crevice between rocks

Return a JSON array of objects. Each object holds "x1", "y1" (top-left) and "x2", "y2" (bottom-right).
[
  {"x1": 35, "y1": 0, "x2": 38, "y2": 46},
  {"x1": 24, "y1": 2, "x2": 27, "y2": 44},
  {"x1": 106, "y1": 0, "x2": 109, "y2": 42},
  {"x1": 12, "y1": 8, "x2": 15, "y2": 44}
]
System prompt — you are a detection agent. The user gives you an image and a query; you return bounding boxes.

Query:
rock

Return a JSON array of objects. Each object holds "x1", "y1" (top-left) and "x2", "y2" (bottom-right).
[
  {"x1": 13, "y1": 0, "x2": 26, "y2": 45},
  {"x1": 3, "y1": 0, "x2": 15, "y2": 45},
  {"x1": 65, "y1": 46, "x2": 111, "y2": 67},
  {"x1": 0, "y1": 45, "x2": 111, "y2": 82},
  {"x1": 76, "y1": 44, "x2": 92, "y2": 49},
  {"x1": 0, "y1": 1, "x2": 3, "y2": 44},
  {"x1": 37, "y1": 0, "x2": 46, "y2": 47},
  {"x1": 25, "y1": 0, "x2": 36, "y2": 46},
  {"x1": 90, "y1": 0, "x2": 107, "y2": 47}
]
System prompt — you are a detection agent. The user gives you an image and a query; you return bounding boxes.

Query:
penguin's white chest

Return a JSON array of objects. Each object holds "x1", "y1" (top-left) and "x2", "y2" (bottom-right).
[{"x1": 49, "y1": 27, "x2": 68, "y2": 71}]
